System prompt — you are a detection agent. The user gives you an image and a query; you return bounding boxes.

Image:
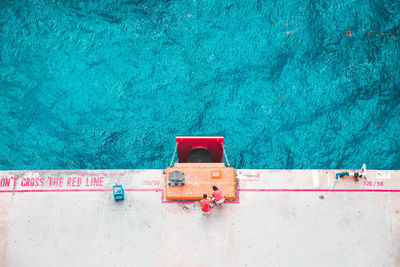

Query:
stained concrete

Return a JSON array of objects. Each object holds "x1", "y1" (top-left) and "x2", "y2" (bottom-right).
[{"x1": 0, "y1": 169, "x2": 399, "y2": 267}]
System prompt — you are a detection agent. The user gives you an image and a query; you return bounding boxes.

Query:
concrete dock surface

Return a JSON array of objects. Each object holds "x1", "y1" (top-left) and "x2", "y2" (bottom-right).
[{"x1": 0, "y1": 169, "x2": 399, "y2": 267}]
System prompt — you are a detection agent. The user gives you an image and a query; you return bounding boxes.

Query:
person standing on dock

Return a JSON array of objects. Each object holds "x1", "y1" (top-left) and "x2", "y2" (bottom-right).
[
  {"x1": 212, "y1": 186, "x2": 225, "y2": 206},
  {"x1": 200, "y1": 194, "x2": 212, "y2": 216}
]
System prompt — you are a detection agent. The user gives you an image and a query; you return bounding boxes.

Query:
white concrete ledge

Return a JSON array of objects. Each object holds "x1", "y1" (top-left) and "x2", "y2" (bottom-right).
[{"x1": 0, "y1": 169, "x2": 399, "y2": 266}]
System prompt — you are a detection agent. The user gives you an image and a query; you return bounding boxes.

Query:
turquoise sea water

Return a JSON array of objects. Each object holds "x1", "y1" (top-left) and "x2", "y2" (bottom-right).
[{"x1": 0, "y1": 0, "x2": 399, "y2": 170}]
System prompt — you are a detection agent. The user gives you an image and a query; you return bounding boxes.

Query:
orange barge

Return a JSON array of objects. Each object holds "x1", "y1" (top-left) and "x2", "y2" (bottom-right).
[{"x1": 165, "y1": 136, "x2": 236, "y2": 200}]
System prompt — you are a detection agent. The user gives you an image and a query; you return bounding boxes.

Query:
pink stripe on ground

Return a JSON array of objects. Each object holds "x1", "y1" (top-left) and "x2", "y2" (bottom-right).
[
  {"x1": 225, "y1": 188, "x2": 400, "y2": 205},
  {"x1": 0, "y1": 188, "x2": 161, "y2": 193},
  {"x1": 0, "y1": 189, "x2": 112, "y2": 193},
  {"x1": 2, "y1": 188, "x2": 399, "y2": 194}
]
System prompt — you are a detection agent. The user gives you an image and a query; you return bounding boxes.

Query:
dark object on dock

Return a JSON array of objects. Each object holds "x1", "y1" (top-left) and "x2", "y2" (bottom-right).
[
  {"x1": 187, "y1": 148, "x2": 213, "y2": 163},
  {"x1": 168, "y1": 170, "x2": 185, "y2": 186},
  {"x1": 113, "y1": 184, "x2": 124, "y2": 201}
]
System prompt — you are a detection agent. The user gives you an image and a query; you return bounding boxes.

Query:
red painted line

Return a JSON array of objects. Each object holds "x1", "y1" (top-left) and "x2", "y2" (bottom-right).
[
  {"x1": 2, "y1": 188, "x2": 399, "y2": 194},
  {"x1": 0, "y1": 189, "x2": 112, "y2": 193}
]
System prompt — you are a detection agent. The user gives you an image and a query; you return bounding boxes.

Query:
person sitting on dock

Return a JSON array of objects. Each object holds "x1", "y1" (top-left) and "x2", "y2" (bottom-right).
[
  {"x1": 212, "y1": 186, "x2": 225, "y2": 206},
  {"x1": 200, "y1": 194, "x2": 212, "y2": 216}
]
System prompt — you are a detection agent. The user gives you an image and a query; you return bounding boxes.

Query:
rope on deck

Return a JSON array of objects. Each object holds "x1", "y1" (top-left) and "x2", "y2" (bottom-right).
[
  {"x1": 223, "y1": 144, "x2": 231, "y2": 167},
  {"x1": 169, "y1": 142, "x2": 178, "y2": 167}
]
